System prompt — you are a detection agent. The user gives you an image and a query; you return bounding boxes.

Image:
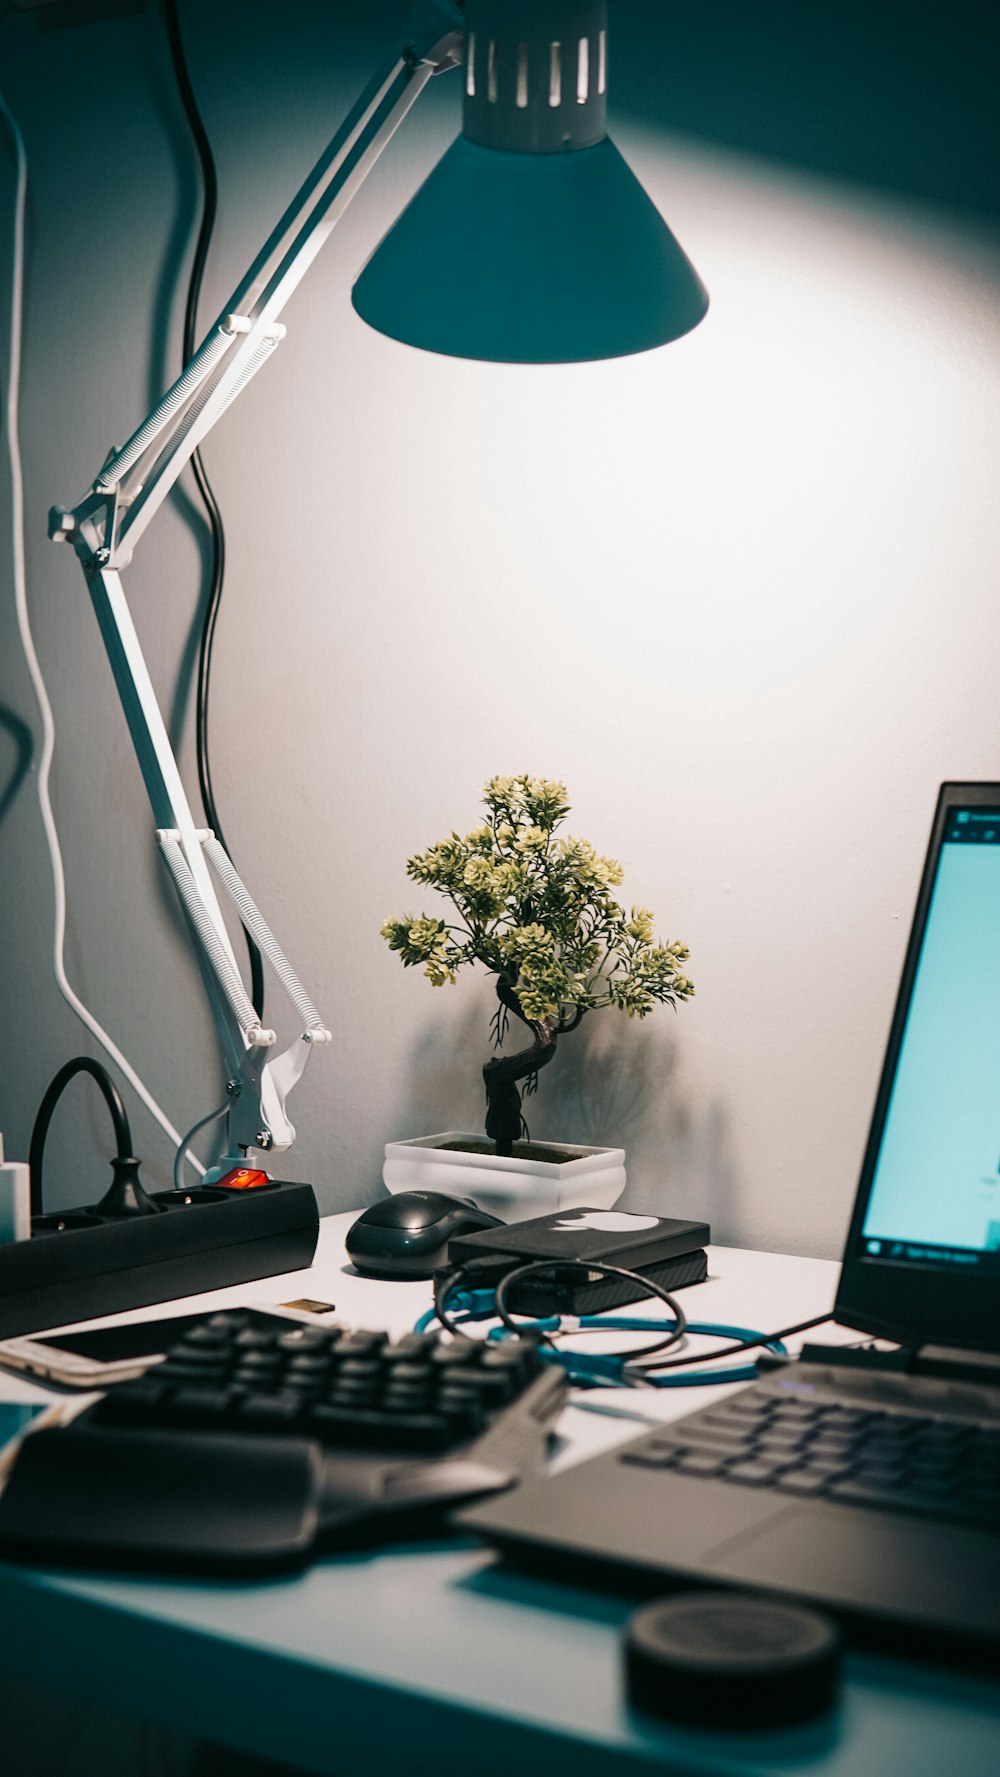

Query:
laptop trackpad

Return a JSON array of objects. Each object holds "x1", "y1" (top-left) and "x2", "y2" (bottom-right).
[{"x1": 706, "y1": 1500, "x2": 1000, "y2": 1634}]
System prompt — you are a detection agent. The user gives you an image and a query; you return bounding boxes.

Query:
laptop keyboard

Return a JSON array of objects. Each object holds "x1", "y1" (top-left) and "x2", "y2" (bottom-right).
[
  {"x1": 619, "y1": 1384, "x2": 1000, "y2": 1529},
  {"x1": 89, "y1": 1312, "x2": 546, "y2": 1454}
]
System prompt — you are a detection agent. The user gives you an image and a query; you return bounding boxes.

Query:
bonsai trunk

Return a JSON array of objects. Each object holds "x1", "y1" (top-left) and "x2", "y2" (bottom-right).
[{"x1": 482, "y1": 983, "x2": 558, "y2": 1157}]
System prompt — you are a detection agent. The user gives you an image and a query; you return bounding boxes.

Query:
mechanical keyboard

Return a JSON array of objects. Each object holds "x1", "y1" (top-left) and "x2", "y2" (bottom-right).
[
  {"x1": 90, "y1": 1310, "x2": 548, "y2": 1454},
  {"x1": 620, "y1": 1383, "x2": 1000, "y2": 1528}
]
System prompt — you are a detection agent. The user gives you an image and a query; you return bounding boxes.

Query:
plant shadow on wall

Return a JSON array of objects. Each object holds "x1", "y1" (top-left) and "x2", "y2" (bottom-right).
[
  {"x1": 382, "y1": 776, "x2": 695, "y2": 1167},
  {"x1": 548, "y1": 1014, "x2": 742, "y2": 1232},
  {"x1": 548, "y1": 1009, "x2": 679, "y2": 1154}
]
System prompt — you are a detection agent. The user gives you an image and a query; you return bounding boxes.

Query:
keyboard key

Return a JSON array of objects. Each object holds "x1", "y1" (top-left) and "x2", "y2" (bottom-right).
[
  {"x1": 382, "y1": 1365, "x2": 432, "y2": 1389},
  {"x1": 674, "y1": 1425, "x2": 754, "y2": 1454},
  {"x1": 182, "y1": 1324, "x2": 233, "y2": 1348},
  {"x1": 434, "y1": 1392, "x2": 487, "y2": 1434},
  {"x1": 847, "y1": 1462, "x2": 907, "y2": 1489},
  {"x1": 673, "y1": 1451, "x2": 728, "y2": 1477},
  {"x1": 277, "y1": 1328, "x2": 333, "y2": 1353},
  {"x1": 799, "y1": 1461, "x2": 852, "y2": 1483},
  {"x1": 724, "y1": 1397, "x2": 775, "y2": 1420},
  {"x1": 825, "y1": 1407, "x2": 880, "y2": 1428},
  {"x1": 384, "y1": 1333, "x2": 440, "y2": 1362},
  {"x1": 232, "y1": 1364, "x2": 280, "y2": 1390},
  {"x1": 166, "y1": 1350, "x2": 229, "y2": 1378},
  {"x1": 155, "y1": 1360, "x2": 218, "y2": 1385},
  {"x1": 885, "y1": 1413, "x2": 931, "y2": 1434},
  {"x1": 306, "y1": 1405, "x2": 452, "y2": 1452},
  {"x1": 775, "y1": 1469, "x2": 830, "y2": 1495},
  {"x1": 97, "y1": 1378, "x2": 170, "y2": 1422},
  {"x1": 756, "y1": 1430, "x2": 807, "y2": 1453},
  {"x1": 620, "y1": 1446, "x2": 680, "y2": 1470},
  {"x1": 328, "y1": 1381, "x2": 379, "y2": 1405},
  {"x1": 337, "y1": 1359, "x2": 384, "y2": 1382},
  {"x1": 808, "y1": 1437, "x2": 857, "y2": 1462},
  {"x1": 826, "y1": 1479, "x2": 902, "y2": 1509},
  {"x1": 233, "y1": 1350, "x2": 281, "y2": 1372},
  {"x1": 286, "y1": 1354, "x2": 332, "y2": 1377},
  {"x1": 856, "y1": 1435, "x2": 911, "y2": 1464},
  {"x1": 166, "y1": 1387, "x2": 235, "y2": 1426},
  {"x1": 335, "y1": 1332, "x2": 389, "y2": 1358},
  {"x1": 922, "y1": 1423, "x2": 972, "y2": 1448},
  {"x1": 234, "y1": 1327, "x2": 280, "y2": 1351},
  {"x1": 431, "y1": 1343, "x2": 480, "y2": 1369},
  {"x1": 698, "y1": 1409, "x2": 755, "y2": 1430},
  {"x1": 725, "y1": 1460, "x2": 789, "y2": 1485},
  {"x1": 383, "y1": 1386, "x2": 433, "y2": 1411},
  {"x1": 904, "y1": 1469, "x2": 958, "y2": 1495},
  {"x1": 481, "y1": 1346, "x2": 537, "y2": 1389},
  {"x1": 237, "y1": 1391, "x2": 305, "y2": 1428}
]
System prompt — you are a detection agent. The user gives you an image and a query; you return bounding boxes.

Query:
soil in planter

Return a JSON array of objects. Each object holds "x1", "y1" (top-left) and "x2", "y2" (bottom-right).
[{"x1": 437, "y1": 1139, "x2": 582, "y2": 1165}]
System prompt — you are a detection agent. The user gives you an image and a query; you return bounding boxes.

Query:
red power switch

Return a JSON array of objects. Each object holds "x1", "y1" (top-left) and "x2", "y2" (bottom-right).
[{"x1": 217, "y1": 1167, "x2": 272, "y2": 1190}]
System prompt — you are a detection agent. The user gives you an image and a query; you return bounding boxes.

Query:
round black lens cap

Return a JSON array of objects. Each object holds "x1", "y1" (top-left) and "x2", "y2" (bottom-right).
[{"x1": 624, "y1": 1591, "x2": 841, "y2": 1730}]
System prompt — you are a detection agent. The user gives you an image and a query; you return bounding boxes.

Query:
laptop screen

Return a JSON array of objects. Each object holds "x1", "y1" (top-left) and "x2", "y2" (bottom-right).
[{"x1": 858, "y1": 804, "x2": 1000, "y2": 1278}]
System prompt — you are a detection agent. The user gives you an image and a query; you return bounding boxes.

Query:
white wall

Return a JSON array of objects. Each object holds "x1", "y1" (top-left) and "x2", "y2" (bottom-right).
[{"x1": 1, "y1": 1, "x2": 998, "y2": 1257}]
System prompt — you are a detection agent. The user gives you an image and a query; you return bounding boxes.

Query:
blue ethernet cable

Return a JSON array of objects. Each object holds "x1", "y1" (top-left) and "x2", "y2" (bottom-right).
[{"x1": 414, "y1": 1292, "x2": 786, "y2": 1387}]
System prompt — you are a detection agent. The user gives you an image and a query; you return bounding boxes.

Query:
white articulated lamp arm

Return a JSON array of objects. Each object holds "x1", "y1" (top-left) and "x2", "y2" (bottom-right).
[{"x1": 47, "y1": 3, "x2": 464, "y2": 1174}]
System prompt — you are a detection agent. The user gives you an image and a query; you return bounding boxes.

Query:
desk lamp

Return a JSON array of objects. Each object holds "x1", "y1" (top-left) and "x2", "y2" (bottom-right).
[{"x1": 47, "y1": 0, "x2": 708, "y2": 1183}]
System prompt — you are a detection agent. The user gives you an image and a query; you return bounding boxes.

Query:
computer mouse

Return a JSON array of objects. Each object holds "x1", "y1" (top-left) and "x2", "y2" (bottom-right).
[{"x1": 345, "y1": 1191, "x2": 504, "y2": 1280}]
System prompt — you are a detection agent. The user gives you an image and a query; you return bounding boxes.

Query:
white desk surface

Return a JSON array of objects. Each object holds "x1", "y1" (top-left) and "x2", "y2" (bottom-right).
[{"x1": 0, "y1": 1213, "x2": 998, "y2": 1777}]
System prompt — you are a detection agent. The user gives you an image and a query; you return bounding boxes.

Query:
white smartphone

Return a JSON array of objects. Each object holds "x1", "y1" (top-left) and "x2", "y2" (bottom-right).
[{"x1": 0, "y1": 1305, "x2": 327, "y2": 1390}]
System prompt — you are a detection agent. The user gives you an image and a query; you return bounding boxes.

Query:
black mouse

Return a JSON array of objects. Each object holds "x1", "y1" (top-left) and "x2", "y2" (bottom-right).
[{"x1": 345, "y1": 1191, "x2": 503, "y2": 1280}]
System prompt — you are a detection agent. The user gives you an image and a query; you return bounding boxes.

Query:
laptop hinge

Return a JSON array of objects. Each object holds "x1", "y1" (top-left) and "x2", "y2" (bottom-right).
[
  {"x1": 912, "y1": 1345, "x2": 1000, "y2": 1385},
  {"x1": 762, "y1": 1342, "x2": 1000, "y2": 1387}
]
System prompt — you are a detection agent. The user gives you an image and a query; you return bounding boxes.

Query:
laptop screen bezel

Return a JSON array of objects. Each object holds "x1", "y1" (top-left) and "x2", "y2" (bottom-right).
[{"x1": 835, "y1": 781, "x2": 1000, "y2": 1352}]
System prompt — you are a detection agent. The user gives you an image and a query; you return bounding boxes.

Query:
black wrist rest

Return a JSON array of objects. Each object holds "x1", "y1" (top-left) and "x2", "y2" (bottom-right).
[
  {"x1": 0, "y1": 1420, "x2": 517, "y2": 1574},
  {"x1": 0, "y1": 1423, "x2": 322, "y2": 1574}
]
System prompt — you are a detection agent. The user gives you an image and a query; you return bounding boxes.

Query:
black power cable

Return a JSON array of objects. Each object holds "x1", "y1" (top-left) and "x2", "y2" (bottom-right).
[
  {"x1": 29, "y1": 1057, "x2": 133, "y2": 1217},
  {"x1": 163, "y1": 0, "x2": 265, "y2": 1021},
  {"x1": 494, "y1": 1259, "x2": 689, "y2": 1367},
  {"x1": 633, "y1": 1311, "x2": 834, "y2": 1375}
]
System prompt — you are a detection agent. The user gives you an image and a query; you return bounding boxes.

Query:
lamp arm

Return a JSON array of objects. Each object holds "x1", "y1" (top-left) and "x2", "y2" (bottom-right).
[
  {"x1": 51, "y1": 3, "x2": 463, "y2": 564},
  {"x1": 47, "y1": 3, "x2": 464, "y2": 1174}
]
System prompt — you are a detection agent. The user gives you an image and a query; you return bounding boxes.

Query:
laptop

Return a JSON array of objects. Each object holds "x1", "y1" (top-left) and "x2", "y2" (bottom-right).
[{"x1": 460, "y1": 784, "x2": 1000, "y2": 1668}]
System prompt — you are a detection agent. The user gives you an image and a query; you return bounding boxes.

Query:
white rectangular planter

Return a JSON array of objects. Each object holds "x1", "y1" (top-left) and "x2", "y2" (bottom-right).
[{"x1": 383, "y1": 1130, "x2": 626, "y2": 1224}]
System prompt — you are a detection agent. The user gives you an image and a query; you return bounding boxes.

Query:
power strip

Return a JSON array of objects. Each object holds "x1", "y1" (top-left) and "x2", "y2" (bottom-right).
[{"x1": 0, "y1": 1182, "x2": 319, "y2": 1339}]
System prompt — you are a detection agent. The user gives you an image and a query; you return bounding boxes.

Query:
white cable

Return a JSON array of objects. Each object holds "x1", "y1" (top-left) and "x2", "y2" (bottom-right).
[
  {"x1": 0, "y1": 89, "x2": 205, "y2": 1179},
  {"x1": 172, "y1": 1099, "x2": 227, "y2": 1193}
]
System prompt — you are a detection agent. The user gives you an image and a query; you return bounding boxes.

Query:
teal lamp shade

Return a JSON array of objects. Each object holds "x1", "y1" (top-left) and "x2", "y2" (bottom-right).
[{"x1": 352, "y1": 0, "x2": 708, "y2": 364}]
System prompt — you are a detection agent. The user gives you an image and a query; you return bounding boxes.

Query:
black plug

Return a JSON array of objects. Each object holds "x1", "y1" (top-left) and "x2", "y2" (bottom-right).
[
  {"x1": 434, "y1": 1252, "x2": 514, "y2": 1291},
  {"x1": 29, "y1": 1057, "x2": 153, "y2": 1220},
  {"x1": 93, "y1": 1155, "x2": 159, "y2": 1219}
]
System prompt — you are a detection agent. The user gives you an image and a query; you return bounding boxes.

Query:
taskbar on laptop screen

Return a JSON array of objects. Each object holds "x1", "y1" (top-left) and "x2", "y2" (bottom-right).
[
  {"x1": 856, "y1": 804, "x2": 1000, "y2": 1282},
  {"x1": 859, "y1": 1237, "x2": 1000, "y2": 1277}
]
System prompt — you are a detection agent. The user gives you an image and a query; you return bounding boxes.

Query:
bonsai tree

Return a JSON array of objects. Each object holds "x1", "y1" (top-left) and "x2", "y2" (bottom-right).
[{"x1": 381, "y1": 776, "x2": 694, "y2": 1158}]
